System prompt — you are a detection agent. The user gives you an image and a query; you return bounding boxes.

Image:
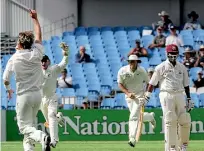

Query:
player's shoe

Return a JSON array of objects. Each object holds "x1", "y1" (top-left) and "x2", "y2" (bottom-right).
[
  {"x1": 56, "y1": 112, "x2": 65, "y2": 127},
  {"x1": 170, "y1": 148, "x2": 177, "y2": 151},
  {"x1": 50, "y1": 141, "x2": 58, "y2": 148},
  {"x1": 150, "y1": 112, "x2": 156, "y2": 129},
  {"x1": 42, "y1": 135, "x2": 51, "y2": 151},
  {"x1": 128, "y1": 138, "x2": 136, "y2": 147},
  {"x1": 180, "y1": 144, "x2": 187, "y2": 151}
]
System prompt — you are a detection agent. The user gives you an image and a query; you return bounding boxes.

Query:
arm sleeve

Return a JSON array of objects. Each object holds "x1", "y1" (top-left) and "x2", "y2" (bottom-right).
[
  {"x1": 183, "y1": 66, "x2": 189, "y2": 87},
  {"x1": 3, "y1": 59, "x2": 13, "y2": 82},
  {"x1": 117, "y1": 68, "x2": 124, "y2": 84},
  {"x1": 149, "y1": 67, "x2": 160, "y2": 86},
  {"x1": 53, "y1": 56, "x2": 68, "y2": 74},
  {"x1": 165, "y1": 37, "x2": 169, "y2": 46}
]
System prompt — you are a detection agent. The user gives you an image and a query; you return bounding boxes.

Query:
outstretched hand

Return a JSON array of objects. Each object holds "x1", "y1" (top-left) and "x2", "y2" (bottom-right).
[{"x1": 60, "y1": 42, "x2": 69, "y2": 56}]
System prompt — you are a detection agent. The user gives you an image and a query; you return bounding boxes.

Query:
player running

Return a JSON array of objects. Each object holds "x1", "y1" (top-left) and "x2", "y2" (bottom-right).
[
  {"x1": 3, "y1": 10, "x2": 51, "y2": 151},
  {"x1": 117, "y1": 55, "x2": 156, "y2": 148},
  {"x1": 41, "y1": 43, "x2": 69, "y2": 148},
  {"x1": 145, "y1": 44, "x2": 194, "y2": 151}
]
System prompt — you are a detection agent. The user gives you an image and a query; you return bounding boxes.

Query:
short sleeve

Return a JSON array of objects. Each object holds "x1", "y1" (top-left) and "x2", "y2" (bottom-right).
[
  {"x1": 117, "y1": 68, "x2": 124, "y2": 84},
  {"x1": 183, "y1": 65, "x2": 189, "y2": 87},
  {"x1": 149, "y1": 66, "x2": 160, "y2": 86}
]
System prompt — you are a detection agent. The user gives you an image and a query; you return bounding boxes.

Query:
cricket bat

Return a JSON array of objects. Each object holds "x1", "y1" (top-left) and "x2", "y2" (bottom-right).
[{"x1": 135, "y1": 105, "x2": 144, "y2": 142}]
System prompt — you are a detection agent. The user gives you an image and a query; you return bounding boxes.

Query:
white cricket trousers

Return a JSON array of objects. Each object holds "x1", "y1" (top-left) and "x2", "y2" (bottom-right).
[
  {"x1": 160, "y1": 91, "x2": 190, "y2": 151},
  {"x1": 41, "y1": 94, "x2": 59, "y2": 144},
  {"x1": 126, "y1": 98, "x2": 153, "y2": 140},
  {"x1": 16, "y1": 90, "x2": 46, "y2": 151}
]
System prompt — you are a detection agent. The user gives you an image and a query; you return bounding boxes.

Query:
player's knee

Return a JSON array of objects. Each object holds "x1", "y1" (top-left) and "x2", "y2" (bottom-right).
[
  {"x1": 178, "y1": 112, "x2": 191, "y2": 127},
  {"x1": 165, "y1": 111, "x2": 177, "y2": 126}
]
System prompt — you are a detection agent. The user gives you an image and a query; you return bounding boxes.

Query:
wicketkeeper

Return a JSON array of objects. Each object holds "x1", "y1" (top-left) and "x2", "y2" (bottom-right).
[
  {"x1": 41, "y1": 42, "x2": 69, "y2": 148},
  {"x1": 145, "y1": 44, "x2": 194, "y2": 151},
  {"x1": 117, "y1": 55, "x2": 156, "y2": 147}
]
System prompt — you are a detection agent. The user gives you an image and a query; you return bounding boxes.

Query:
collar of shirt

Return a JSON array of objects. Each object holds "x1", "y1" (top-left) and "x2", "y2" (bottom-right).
[
  {"x1": 165, "y1": 59, "x2": 179, "y2": 68},
  {"x1": 126, "y1": 65, "x2": 141, "y2": 75},
  {"x1": 16, "y1": 49, "x2": 31, "y2": 53}
]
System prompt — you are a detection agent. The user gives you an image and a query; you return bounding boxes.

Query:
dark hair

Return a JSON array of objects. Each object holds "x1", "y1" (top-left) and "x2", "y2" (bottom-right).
[
  {"x1": 18, "y1": 31, "x2": 34, "y2": 49},
  {"x1": 62, "y1": 68, "x2": 67, "y2": 73}
]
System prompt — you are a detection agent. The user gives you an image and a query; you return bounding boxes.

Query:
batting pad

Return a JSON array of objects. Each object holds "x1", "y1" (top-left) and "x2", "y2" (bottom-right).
[{"x1": 178, "y1": 112, "x2": 191, "y2": 145}]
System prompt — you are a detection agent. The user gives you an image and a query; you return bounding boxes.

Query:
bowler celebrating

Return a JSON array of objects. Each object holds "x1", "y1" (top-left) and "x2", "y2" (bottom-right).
[{"x1": 3, "y1": 10, "x2": 51, "y2": 151}]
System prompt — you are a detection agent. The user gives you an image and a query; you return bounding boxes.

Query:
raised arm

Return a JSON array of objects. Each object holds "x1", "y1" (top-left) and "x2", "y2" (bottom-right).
[{"x1": 30, "y1": 10, "x2": 42, "y2": 43}]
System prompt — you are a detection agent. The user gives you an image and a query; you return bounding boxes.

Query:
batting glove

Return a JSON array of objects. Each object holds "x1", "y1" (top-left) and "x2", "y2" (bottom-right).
[
  {"x1": 187, "y1": 98, "x2": 194, "y2": 112},
  {"x1": 144, "y1": 91, "x2": 151, "y2": 102},
  {"x1": 138, "y1": 98, "x2": 147, "y2": 106}
]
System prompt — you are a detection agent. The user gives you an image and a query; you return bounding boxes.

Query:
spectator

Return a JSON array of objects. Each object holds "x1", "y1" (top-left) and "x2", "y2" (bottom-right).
[
  {"x1": 57, "y1": 69, "x2": 73, "y2": 88},
  {"x1": 149, "y1": 26, "x2": 166, "y2": 49},
  {"x1": 75, "y1": 46, "x2": 91, "y2": 63},
  {"x1": 184, "y1": 11, "x2": 202, "y2": 30},
  {"x1": 193, "y1": 71, "x2": 204, "y2": 89},
  {"x1": 194, "y1": 45, "x2": 204, "y2": 68},
  {"x1": 128, "y1": 39, "x2": 148, "y2": 57},
  {"x1": 183, "y1": 47, "x2": 197, "y2": 69},
  {"x1": 166, "y1": 25, "x2": 183, "y2": 47},
  {"x1": 154, "y1": 11, "x2": 173, "y2": 32}
]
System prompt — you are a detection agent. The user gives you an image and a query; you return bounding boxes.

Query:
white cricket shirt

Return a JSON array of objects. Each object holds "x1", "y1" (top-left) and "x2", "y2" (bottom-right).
[
  {"x1": 149, "y1": 60, "x2": 189, "y2": 92},
  {"x1": 3, "y1": 43, "x2": 44, "y2": 95},
  {"x1": 165, "y1": 35, "x2": 183, "y2": 47},
  {"x1": 117, "y1": 65, "x2": 149, "y2": 98},
  {"x1": 42, "y1": 56, "x2": 68, "y2": 97},
  {"x1": 57, "y1": 76, "x2": 72, "y2": 88}
]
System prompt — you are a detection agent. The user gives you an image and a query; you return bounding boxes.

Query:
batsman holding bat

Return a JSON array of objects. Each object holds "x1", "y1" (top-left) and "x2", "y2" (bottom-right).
[
  {"x1": 117, "y1": 55, "x2": 156, "y2": 148},
  {"x1": 41, "y1": 42, "x2": 69, "y2": 148},
  {"x1": 145, "y1": 44, "x2": 194, "y2": 151}
]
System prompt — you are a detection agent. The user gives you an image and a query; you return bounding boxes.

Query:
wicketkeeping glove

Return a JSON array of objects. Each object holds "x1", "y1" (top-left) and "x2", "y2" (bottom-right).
[
  {"x1": 187, "y1": 98, "x2": 194, "y2": 112},
  {"x1": 60, "y1": 42, "x2": 69, "y2": 55}
]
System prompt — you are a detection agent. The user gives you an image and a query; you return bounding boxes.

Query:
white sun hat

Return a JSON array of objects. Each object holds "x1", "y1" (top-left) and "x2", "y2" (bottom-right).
[
  {"x1": 127, "y1": 55, "x2": 141, "y2": 63},
  {"x1": 158, "y1": 11, "x2": 169, "y2": 16}
]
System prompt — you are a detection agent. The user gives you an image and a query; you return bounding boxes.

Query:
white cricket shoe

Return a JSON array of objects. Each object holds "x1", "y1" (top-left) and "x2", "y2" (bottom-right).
[
  {"x1": 180, "y1": 144, "x2": 187, "y2": 151},
  {"x1": 170, "y1": 148, "x2": 177, "y2": 151},
  {"x1": 50, "y1": 140, "x2": 58, "y2": 148},
  {"x1": 56, "y1": 112, "x2": 65, "y2": 127},
  {"x1": 150, "y1": 112, "x2": 156, "y2": 129},
  {"x1": 128, "y1": 138, "x2": 136, "y2": 147},
  {"x1": 42, "y1": 135, "x2": 51, "y2": 151}
]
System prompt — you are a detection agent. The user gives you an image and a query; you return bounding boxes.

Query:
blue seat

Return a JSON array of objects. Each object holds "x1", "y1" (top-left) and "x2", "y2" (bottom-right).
[
  {"x1": 180, "y1": 30, "x2": 193, "y2": 37},
  {"x1": 63, "y1": 104, "x2": 74, "y2": 110},
  {"x1": 101, "y1": 26, "x2": 112, "y2": 32},
  {"x1": 100, "y1": 98, "x2": 115, "y2": 109},
  {"x1": 62, "y1": 31, "x2": 74, "y2": 37},
  {"x1": 146, "y1": 93, "x2": 157, "y2": 108},
  {"x1": 100, "y1": 76, "x2": 113, "y2": 87},
  {"x1": 51, "y1": 36, "x2": 61, "y2": 41},
  {"x1": 126, "y1": 26, "x2": 138, "y2": 31},
  {"x1": 140, "y1": 57, "x2": 148, "y2": 63},
  {"x1": 87, "y1": 27, "x2": 99, "y2": 33},
  {"x1": 114, "y1": 93, "x2": 127, "y2": 109},
  {"x1": 75, "y1": 87, "x2": 88, "y2": 97},
  {"x1": 189, "y1": 67, "x2": 202, "y2": 81},
  {"x1": 199, "y1": 93, "x2": 204, "y2": 107},
  {"x1": 87, "y1": 79, "x2": 101, "y2": 92},
  {"x1": 100, "y1": 86, "x2": 112, "y2": 96},
  {"x1": 141, "y1": 35, "x2": 154, "y2": 48},
  {"x1": 61, "y1": 88, "x2": 75, "y2": 97},
  {"x1": 139, "y1": 61, "x2": 150, "y2": 70},
  {"x1": 109, "y1": 62, "x2": 122, "y2": 81},
  {"x1": 149, "y1": 56, "x2": 162, "y2": 67},
  {"x1": 113, "y1": 26, "x2": 125, "y2": 32},
  {"x1": 182, "y1": 37, "x2": 194, "y2": 47},
  {"x1": 193, "y1": 29, "x2": 204, "y2": 38},
  {"x1": 128, "y1": 30, "x2": 140, "y2": 41},
  {"x1": 75, "y1": 27, "x2": 86, "y2": 33},
  {"x1": 63, "y1": 35, "x2": 76, "y2": 44},
  {"x1": 190, "y1": 93, "x2": 200, "y2": 108},
  {"x1": 115, "y1": 31, "x2": 127, "y2": 37}
]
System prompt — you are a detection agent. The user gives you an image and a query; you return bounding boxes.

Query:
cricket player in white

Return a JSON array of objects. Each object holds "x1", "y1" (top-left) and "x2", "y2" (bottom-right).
[
  {"x1": 117, "y1": 55, "x2": 156, "y2": 147},
  {"x1": 145, "y1": 44, "x2": 194, "y2": 151},
  {"x1": 40, "y1": 43, "x2": 69, "y2": 148},
  {"x1": 3, "y1": 10, "x2": 51, "y2": 151}
]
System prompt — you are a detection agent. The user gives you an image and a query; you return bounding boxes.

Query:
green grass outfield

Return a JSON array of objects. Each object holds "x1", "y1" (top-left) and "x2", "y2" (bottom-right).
[{"x1": 1, "y1": 141, "x2": 204, "y2": 151}]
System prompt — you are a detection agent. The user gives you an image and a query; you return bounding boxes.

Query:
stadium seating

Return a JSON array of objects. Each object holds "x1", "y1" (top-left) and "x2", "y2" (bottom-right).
[{"x1": 2, "y1": 25, "x2": 204, "y2": 110}]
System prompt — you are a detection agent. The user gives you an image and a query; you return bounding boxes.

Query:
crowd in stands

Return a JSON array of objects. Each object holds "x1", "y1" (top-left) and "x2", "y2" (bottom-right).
[{"x1": 1, "y1": 10, "x2": 204, "y2": 110}]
